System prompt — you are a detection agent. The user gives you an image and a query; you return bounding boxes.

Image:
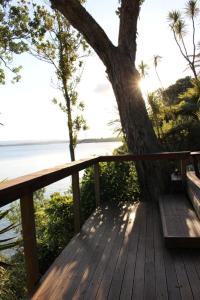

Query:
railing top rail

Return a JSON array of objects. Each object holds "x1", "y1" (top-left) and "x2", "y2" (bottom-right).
[
  {"x1": 191, "y1": 152, "x2": 200, "y2": 157},
  {"x1": 0, "y1": 157, "x2": 99, "y2": 207},
  {"x1": 99, "y1": 151, "x2": 190, "y2": 162},
  {"x1": 0, "y1": 151, "x2": 192, "y2": 207}
]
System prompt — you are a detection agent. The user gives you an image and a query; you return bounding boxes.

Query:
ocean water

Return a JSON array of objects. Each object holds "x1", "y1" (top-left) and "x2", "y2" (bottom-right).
[
  {"x1": 0, "y1": 141, "x2": 121, "y2": 201},
  {"x1": 0, "y1": 141, "x2": 121, "y2": 256}
]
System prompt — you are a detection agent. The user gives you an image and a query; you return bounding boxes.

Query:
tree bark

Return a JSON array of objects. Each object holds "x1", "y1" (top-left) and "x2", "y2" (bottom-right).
[
  {"x1": 51, "y1": 0, "x2": 166, "y2": 201},
  {"x1": 106, "y1": 50, "x2": 164, "y2": 201}
]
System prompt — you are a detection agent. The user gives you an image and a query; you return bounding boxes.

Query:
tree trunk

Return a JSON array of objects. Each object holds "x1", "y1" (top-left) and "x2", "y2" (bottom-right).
[
  {"x1": 50, "y1": 0, "x2": 166, "y2": 201},
  {"x1": 107, "y1": 50, "x2": 165, "y2": 201}
]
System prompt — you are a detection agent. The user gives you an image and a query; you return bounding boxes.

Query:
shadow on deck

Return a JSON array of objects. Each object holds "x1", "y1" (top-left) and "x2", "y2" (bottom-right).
[{"x1": 32, "y1": 201, "x2": 200, "y2": 300}]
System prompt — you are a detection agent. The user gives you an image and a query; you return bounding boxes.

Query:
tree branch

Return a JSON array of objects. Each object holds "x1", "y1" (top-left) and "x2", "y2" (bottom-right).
[
  {"x1": 118, "y1": 0, "x2": 141, "y2": 63},
  {"x1": 50, "y1": 0, "x2": 115, "y2": 66}
]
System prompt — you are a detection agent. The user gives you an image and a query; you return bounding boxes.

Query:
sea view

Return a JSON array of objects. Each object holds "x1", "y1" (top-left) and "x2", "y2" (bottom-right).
[
  {"x1": 0, "y1": 140, "x2": 121, "y2": 198},
  {"x1": 0, "y1": 140, "x2": 121, "y2": 255}
]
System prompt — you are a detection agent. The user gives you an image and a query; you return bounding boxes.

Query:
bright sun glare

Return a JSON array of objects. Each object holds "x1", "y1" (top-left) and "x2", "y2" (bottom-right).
[
  {"x1": 139, "y1": 79, "x2": 149, "y2": 97},
  {"x1": 139, "y1": 78, "x2": 159, "y2": 97}
]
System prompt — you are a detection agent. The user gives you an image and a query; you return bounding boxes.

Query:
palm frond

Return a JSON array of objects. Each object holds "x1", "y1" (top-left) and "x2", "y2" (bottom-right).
[
  {"x1": 153, "y1": 55, "x2": 162, "y2": 68},
  {"x1": 174, "y1": 19, "x2": 187, "y2": 38},
  {"x1": 185, "y1": 0, "x2": 199, "y2": 18},
  {"x1": 0, "y1": 240, "x2": 19, "y2": 251},
  {"x1": 0, "y1": 223, "x2": 18, "y2": 235},
  {"x1": 138, "y1": 60, "x2": 149, "y2": 78},
  {"x1": 168, "y1": 10, "x2": 181, "y2": 25}
]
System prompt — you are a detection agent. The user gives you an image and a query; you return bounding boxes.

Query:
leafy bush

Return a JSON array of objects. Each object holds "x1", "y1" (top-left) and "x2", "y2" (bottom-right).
[
  {"x1": 0, "y1": 251, "x2": 26, "y2": 300},
  {"x1": 81, "y1": 161, "x2": 140, "y2": 216},
  {"x1": 36, "y1": 192, "x2": 74, "y2": 273},
  {"x1": 4, "y1": 155, "x2": 140, "y2": 298}
]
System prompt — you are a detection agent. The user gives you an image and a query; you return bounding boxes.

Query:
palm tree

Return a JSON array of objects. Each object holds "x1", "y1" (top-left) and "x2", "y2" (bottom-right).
[
  {"x1": 153, "y1": 55, "x2": 163, "y2": 88},
  {"x1": 168, "y1": 1, "x2": 200, "y2": 80},
  {"x1": 138, "y1": 60, "x2": 149, "y2": 79}
]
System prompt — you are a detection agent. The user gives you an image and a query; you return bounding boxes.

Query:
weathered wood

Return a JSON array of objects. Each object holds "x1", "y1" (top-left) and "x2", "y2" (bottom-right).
[
  {"x1": 193, "y1": 156, "x2": 200, "y2": 178},
  {"x1": 153, "y1": 203, "x2": 168, "y2": 300},
  {"x1": 0, "y1": 152, "x2": 191, "y2": 207},
  {"x1": 20, "y1": 193, "x2": 40, "y2": 295},
  {"x1": 31, "y1": 202, "x2": 200, "y2": 300},
  {"x1": 187, "y1": 171, "x2": 200, "y2": 220},
  {"x1": 99, "y1": 151, "x2": 190, "y2": 163},
  {"x1": 159, "y1": 194, "x2": 200, "y2": 247},
  {"x1": 32, "y1": 206, "x2": 109, "y2": 300},
  {"x1": 95, "y1": 205, "x2": 135, "y2": 300},
  {"x1": 182, "y1": 252, "x2": 200, "y2": 300},
  {"x1": 119, "y1": 203, "x2": 141, "y2": 300},
  {"x1": 72, "y1": 172, "x2": 81, "y2": 233},
  {"x1": 181, "y1": 159, "x2": 187, "y2": 186},
  {"x1": 173, "y1": 252, "x2": 194, "y2": 300},
  {"x1": 94, "y1": 163, "x2": 100, "y2": 207},
  {"x1": 132, "y1": 203, "x2": 147, "y2": 300},
  {"x1": 144, "y1": 204, "x2": 156, "y2": 300},
  {"x1": 84, "y1": 207, "x2": 129, "y2": 300},
  {"x1": 0, "y1": 157, "x2": 99, "y2": 207}
]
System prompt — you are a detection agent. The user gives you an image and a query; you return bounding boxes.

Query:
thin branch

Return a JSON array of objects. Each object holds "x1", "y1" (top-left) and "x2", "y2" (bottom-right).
[
  {"x1": 0, "y1": 56, "x2": 14, "y2": 73},
  {"x1": 50, "y1": 0, "x2": 115, "y2": 66},
  {"x1": 172, "y1": 28, "x2": 192, "y2": 65}
]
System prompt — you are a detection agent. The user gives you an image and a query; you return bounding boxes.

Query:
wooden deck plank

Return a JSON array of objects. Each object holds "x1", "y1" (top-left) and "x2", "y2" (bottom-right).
[
  {"x1": 182, "y1": 251, "x2": 200, "y2": 300},
  {"x1": 32, "y1": 201, "x2": 200, "y2": 300},
  {"x1": 131, "y1": 202, "x2": 147, "y2": 300},
  {"x1": 115, "y1": 203, "x2": 141, "y2": 300},
  {"x1": 159, "y1": 194, "x2": 200, "y2": 247},
  {"x1": 173, "y1": 251, "x2": 194, "y2": 300},
  {"x1": 163, "y1": 248, "x2": 182, "y2": 300},
  {"x1": 144, "y1": 204, "x2": 156, "y2": 300},
  {"x1": 72, "y1": 204, "x2": 131, "y2": 300},
  {"x1": 52, "y1": 207, "x2": 113, "y2": 300},
  {"x1": 95, "y1": 205, "x2": 136, "y2": 300},
  {"x1": 82, "y1": 205, "x2": 131, "y2": 300},
  {"x1": 32, "y1": 206, "x2": 111, "y2": 299},
  {"x1": 52, "y1": 204, "x2": 128, "y2": 300},
  {"x1": 153, "y1": 203, "x2": 168, "y2": 300},
  {"x1": 106, "y1": 203, "x2": 139, "y2": 300}
]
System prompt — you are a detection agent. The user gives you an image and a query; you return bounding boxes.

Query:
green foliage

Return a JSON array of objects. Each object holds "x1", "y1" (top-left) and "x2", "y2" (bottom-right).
[
  {"x1": 28, "y1": 5, "x2": 89, "y2": 160},
  {"x1": 168, "y1": 1, "x2": 200, "y2": 80},
  {"x1": 0, "y1": 251, "x2": 26, "y2": 300},
  {"x1": 163, "y1": 76, "x2": 193, "y2": 105},
  {"x1": 81, "y1": 162, "x2": 140, "y2": 215},
  {"x1": 0, "y1": 0, "x2": 30, "y2": 83},
  {"x1": 147, "y1": 76, "x2": 200, "y2": 151},
  {"x1": 36, "y1": 192, "x2": 74, "y2": 273},
  {"x1": 0, "y1": 210, "x2": 19, "y2": 254}
]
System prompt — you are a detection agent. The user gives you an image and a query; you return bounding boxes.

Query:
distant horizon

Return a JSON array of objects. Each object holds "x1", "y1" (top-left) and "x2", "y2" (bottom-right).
[{"x1": 0, "y1": 137, "x2": 120, "y2": 146}]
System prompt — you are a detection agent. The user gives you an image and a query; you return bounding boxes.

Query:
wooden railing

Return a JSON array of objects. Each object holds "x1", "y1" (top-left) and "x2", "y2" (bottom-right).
[
  {"x1": 191, "y1": 152, "x2": 200, "y2": 178},
  {"x1": 0, "y1": 151, "x2": 195, "y2": 295}
]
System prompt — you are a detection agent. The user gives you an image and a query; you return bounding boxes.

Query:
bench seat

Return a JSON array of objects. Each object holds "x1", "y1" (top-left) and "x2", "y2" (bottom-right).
[
  {"x1": 187, "y1": 171, "x2": 200, "y2": 220},
  {"x1": 159, "y1": 194, "x2": 200, "y2": 248}
]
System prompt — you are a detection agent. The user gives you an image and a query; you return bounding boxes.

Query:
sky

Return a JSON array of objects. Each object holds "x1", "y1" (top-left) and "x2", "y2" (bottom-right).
[{"x1": 0, "y1": 0, "x2": 197, "y2": 141}]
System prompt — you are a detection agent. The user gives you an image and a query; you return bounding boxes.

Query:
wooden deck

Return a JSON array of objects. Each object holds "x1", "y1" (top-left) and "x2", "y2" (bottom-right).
[
  {"x1": 159, "y1": 194, "x2": 200, "y2": 248},
  {"x1": 32, "y1": 201, "x2": 200, "y2": 300}
]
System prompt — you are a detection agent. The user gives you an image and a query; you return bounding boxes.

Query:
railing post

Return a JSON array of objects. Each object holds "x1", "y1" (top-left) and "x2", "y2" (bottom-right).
[
  {"x1": 181, "y1": 159, "x2": 187, "y2": 186},
  {"x1": 193, "y1": 155, "x2": 200, "y2": 178},
  {"x1": 20, "y1": 193, "x2": 40, "y2": 296},
  {"x1": 72, "y1": 172, "x2": 81, "y2": 233},
  {"x1": 94, "y1": 163, "x2": 100, "y2": 207}
]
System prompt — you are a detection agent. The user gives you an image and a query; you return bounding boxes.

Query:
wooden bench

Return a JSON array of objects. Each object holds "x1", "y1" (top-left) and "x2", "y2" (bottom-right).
[
  {"x1": 187, "y1": 171, "x2": 200, "y2": 219},
  {"x1": 159, "y1": 171, "x2": 200, "y2": 247}
]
